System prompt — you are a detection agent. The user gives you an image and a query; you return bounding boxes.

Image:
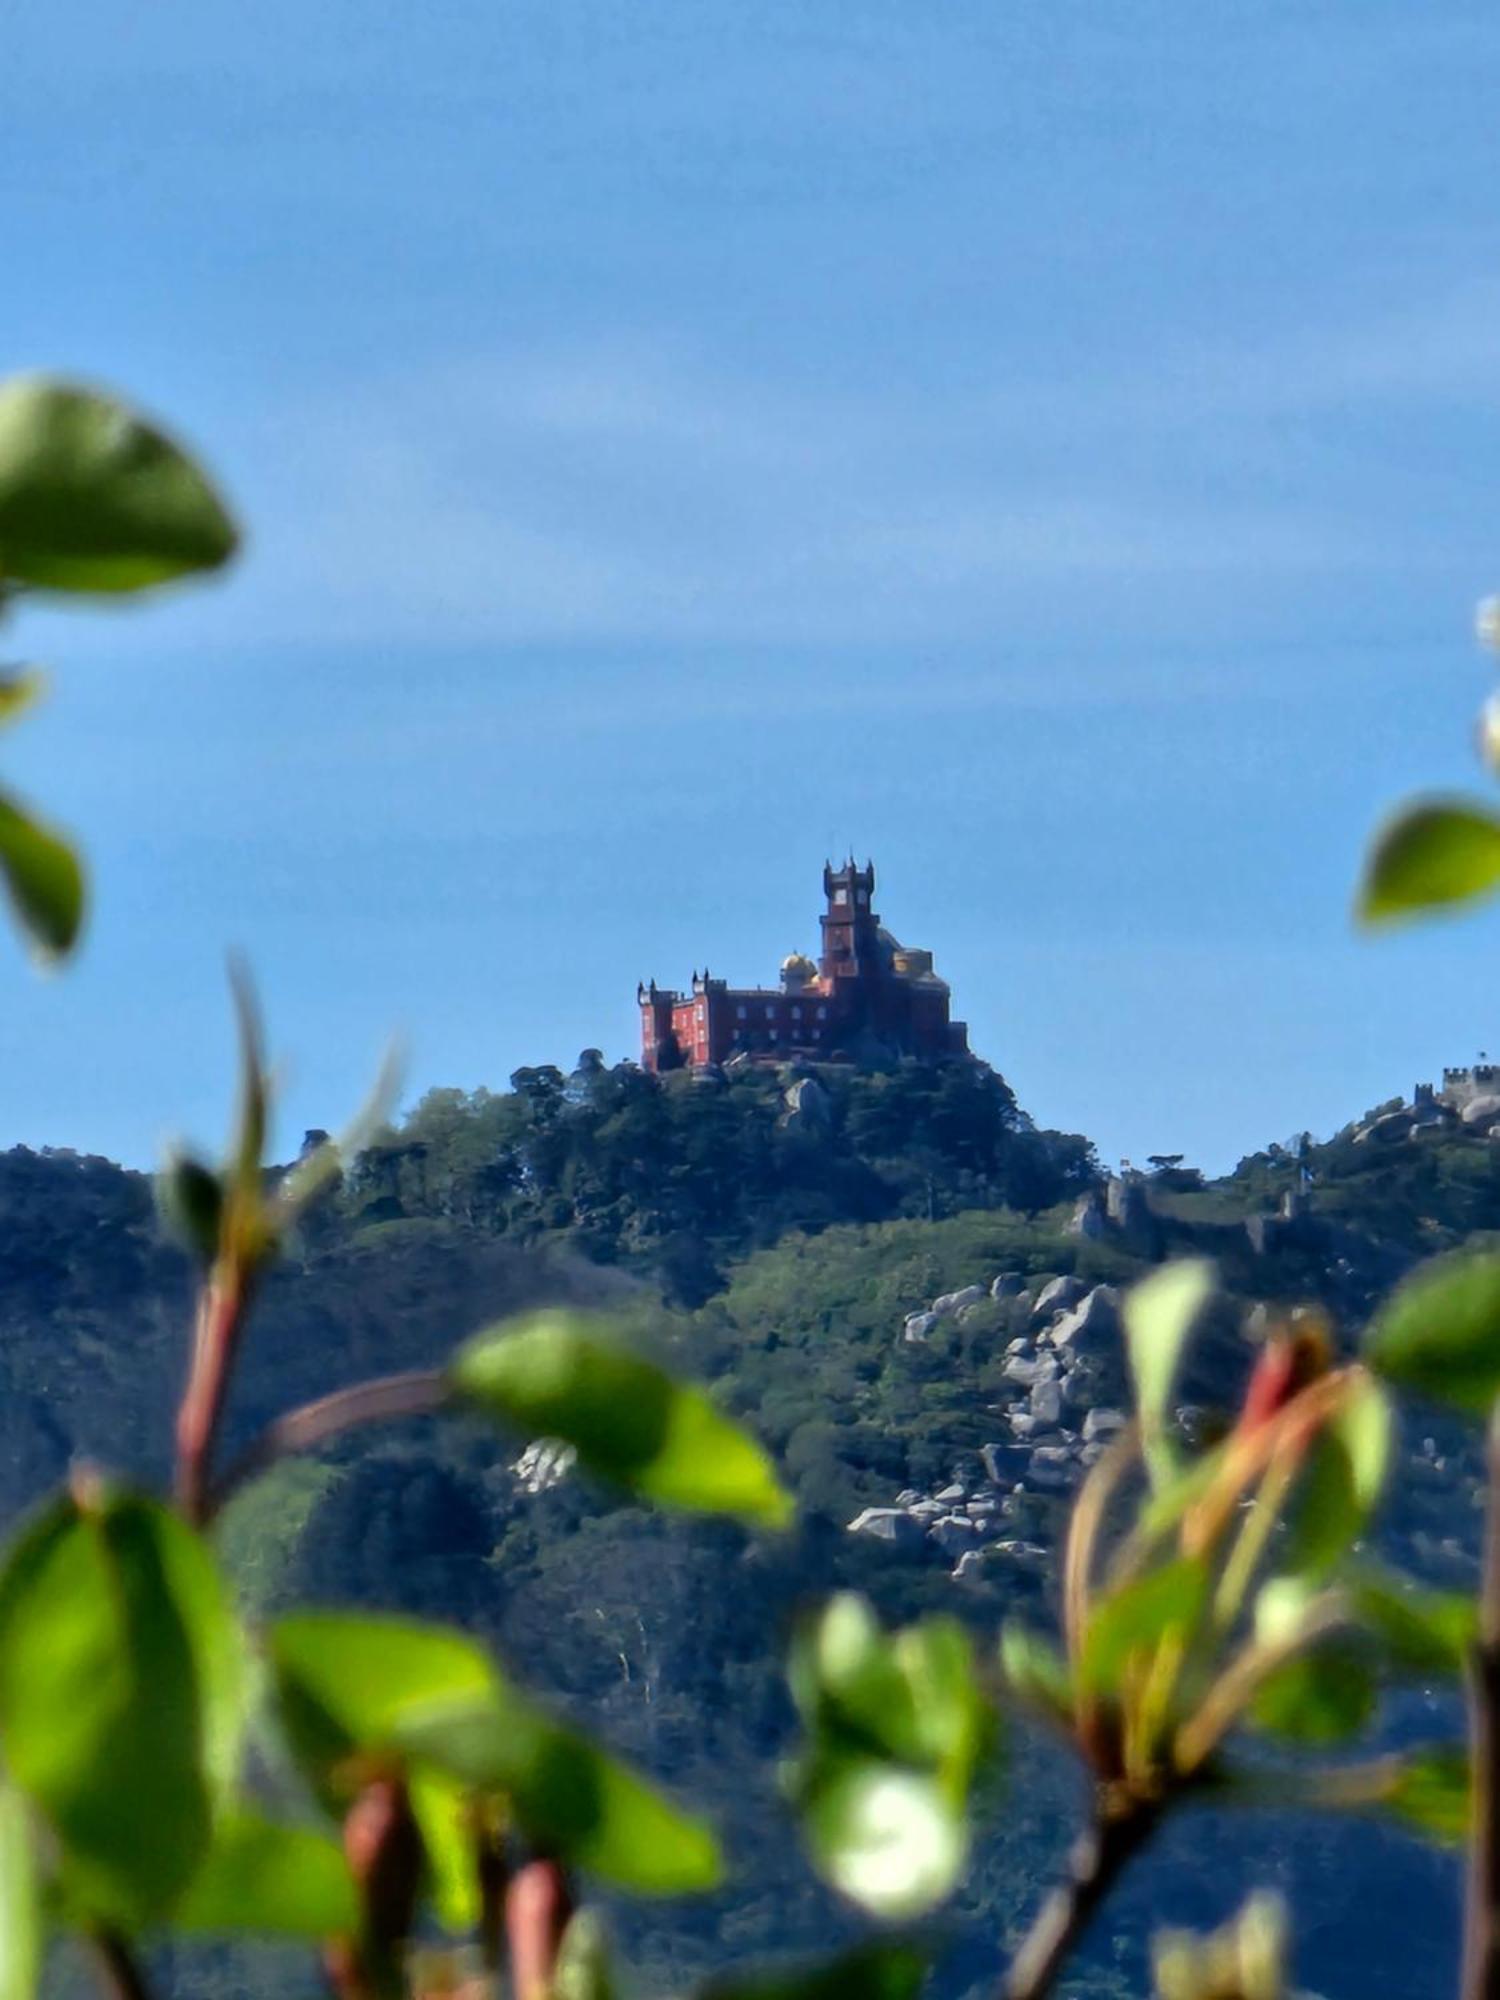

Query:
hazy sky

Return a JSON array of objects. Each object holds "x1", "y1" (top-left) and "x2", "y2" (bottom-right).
[{"x1": 4, "y1": 2, "x2": 1500, "y2": 1173}]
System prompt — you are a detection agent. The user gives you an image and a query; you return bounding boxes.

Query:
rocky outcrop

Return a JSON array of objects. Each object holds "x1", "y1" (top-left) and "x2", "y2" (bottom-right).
[
  {"x1": 513, "y1": 1440, "x2": 578, "y2": 1495},
  {"x1": 1050, "y1": 1284, "x2": 1121, "y2": 1351},
  {"x1": 846, "y1": 1507, "x2": 926, "y2": 1549},
  {"x1": 1031, "y1": 1274, "x2": 1086, "y2": 1322},
  {"x1": 781, "y1": 1075, "x2": 832, "y2": 1131},
  {"x1": 863, "y1": 1276, "x2": 1138, "y2": 1580}
]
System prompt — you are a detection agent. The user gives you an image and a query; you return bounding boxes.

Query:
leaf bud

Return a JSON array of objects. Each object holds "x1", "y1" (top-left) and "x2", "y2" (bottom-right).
[{"x1": 156, "y1": 1147, "x2": 224, "y2": 1262}]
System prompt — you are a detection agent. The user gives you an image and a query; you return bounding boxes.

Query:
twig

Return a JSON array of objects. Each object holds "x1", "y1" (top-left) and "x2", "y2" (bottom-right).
[
  {"x1": 1004, "y1": 1805, "x2": 1155, "y2": 2000},
  {"x1": 506, "y1": 1859, "x2": 573, "y2": 2000},
  {"x1": 204, "y1": 1368, "x2": 449, "y2": 1521},
  {"x1": 1460, "y1": 1408, "x2": 1500, "y2": 2000},
  {"x1": 174, "y1": 1263, "x2": 251, "y2": 1525},
  {"x1": 90, "y1": 1932, "x2": 155, "y2": 2000}
]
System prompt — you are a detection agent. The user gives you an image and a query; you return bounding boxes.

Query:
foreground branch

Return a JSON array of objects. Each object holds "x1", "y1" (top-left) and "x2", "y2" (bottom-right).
[
  {"x1": 1005, "y1": 1805, "x2": 1155, "y2": 2000},
  {"x1": 204, "y1": 1368, "x2": 449, "y2": 1520},
  {"x1": 174, "y1": 1265, "x2": 250, "y2": 1525},
  {"x1": 1461, "y1": 1410, "x2": 1500, "y2": 2000}
]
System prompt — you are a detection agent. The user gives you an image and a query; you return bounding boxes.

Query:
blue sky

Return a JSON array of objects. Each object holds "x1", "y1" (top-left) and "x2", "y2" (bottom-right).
[{"x1": 3, "y1": 1, "x2": 1500, "y2": 1173}]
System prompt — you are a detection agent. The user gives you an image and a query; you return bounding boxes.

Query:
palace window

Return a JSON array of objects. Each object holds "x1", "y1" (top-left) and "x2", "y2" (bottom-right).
[
  {"x1": 737, "y1": 1004, "x2": 747, "y2": 1020},
  {"x1": 765, "y1": 1004, "x2": 775, "y2": 1019},
  {"x1": 833, "y1": 887, "x2": 848, "y2": 904},
  {"x1": 816, "y1": 1005, "x2": 827, "y2": 1020},
  {"x1": 791, "y1": 1005, "x2": 802, "y2": 1020}
]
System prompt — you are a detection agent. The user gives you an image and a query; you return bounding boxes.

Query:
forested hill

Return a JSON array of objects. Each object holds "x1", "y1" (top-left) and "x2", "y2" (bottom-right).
[
  {"x1": 4, "y1": 1056, "x2": 1497, "y2": 1999},
  {"x1": 346, "y1": 1054, "x2": 1102, "y2": 1303}
]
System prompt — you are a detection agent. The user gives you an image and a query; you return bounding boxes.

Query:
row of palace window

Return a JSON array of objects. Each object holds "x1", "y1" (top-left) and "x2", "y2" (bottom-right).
[{"x1": 732, "y1": 1002, "x2": 828, "y2": 1022}]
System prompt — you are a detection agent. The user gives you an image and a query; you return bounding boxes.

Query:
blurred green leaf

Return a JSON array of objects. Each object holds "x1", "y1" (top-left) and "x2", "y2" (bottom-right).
[
  {"x1": 0, "y1": 1787, "x2": 41, "y2": 2000},
  {"x1": 1353, "y1": 1570, "x2": 1476, "y2": 1678},
  {"x1": 397, "y1": 1691, "x2": 723, "y2": 1896},
  {"x1": 1080, "y1": 1558, "x2": 1209, "y2": 1697},
  {"x1": 999, "y1": 1622, "x2": 1073, "y2": 1723},
  {"x1": 0, "y1": 670, "x2": 44, "y2": 732},
  {"x1": 785, "y1": 1597, "x2": 989, "y2": 1921},
  {"x1": 156, "y1": 1148, "x2": 225, "y2": 1263},
  {"x1": 1153, "y1": 1891, "x2": 1289, "y2": 2000},
  {"x1": 1366, "y1": 1251, "x2": 1500, "y2": 1414},
  {"x1": 0, "y1": 790, "x2": 82, "y2": 962},
  {"x1": 554, "y1": 1909, "x2": 616, "y2": 2000},
  {"x1": 1124, "y1": 1262, "x2": 1215, "y2": 1489},
  {"x1": 1358, "y1": 800, "x2": 1500, "y2": 925},
  {"x1": 800, "y1": 1764, "x2": 963, "y2": 1923},
  {"x1": 1377, "y1": 1745, "x2": 1470, "y2": 1845},
  {"x1": 1287, "y1": 1373, "x2": 1391, "y2": 1579},
  {"x1": 699, "y1": 1942, "x2": 928, "y2": 2000},
  {"x1": 0, "y1": 377, "x2": 237, "y2": 594},
  {"x1": 172, "y1": 1814, "x2": 357, "y2": 1937},
  {"x1": 0, "y1": 1489, "x2": 244, "y2": 1924},
  {"x1": 450, "y1": 1312, "x2": 792, "y2": 1528},
  {"x1": 1248, "y1": 1640, "x2": 1375, "y2": 1745},
  {"x1": 269, "y1": 1612, "x2": 495, "y2": 1811},
  {"x1": 790, "y1": 1596, "x2": 988, "y2": 1780},
  {"x1": 408, "y1": 1766, "x2": 479, "y2": 1933},
  {"x1": 275, "y1": 1043, "x2": 402, "y2": 1225}
]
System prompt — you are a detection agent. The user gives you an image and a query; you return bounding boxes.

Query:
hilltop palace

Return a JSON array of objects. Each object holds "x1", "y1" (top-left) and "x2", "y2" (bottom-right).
[{"x1": 638, "y1": 859, "x2": 969, "y2": 1073}]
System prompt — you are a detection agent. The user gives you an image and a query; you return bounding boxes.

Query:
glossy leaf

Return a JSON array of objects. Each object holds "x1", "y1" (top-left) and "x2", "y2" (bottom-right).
[
  {"x1": 396, "y1": 1691, "x2": 723, "y2": 1896},
  {"x1": 0, "y1": 1787, "x2": 41, "y2": 2000},
  {"x1": 450, "y1": 1313, "x2": 792, "y2": 1527},
  {"x1": 0, "y1": 1489, "x2": 244, "y2": 1923},
  {"x1": 0, "y1": 377, "x2": 237, "y2": 594},
  {"x1": 1378, "y1": 1745, "x2": 1470, "y2": 1845},
  {"x1": 1124, "y1": 1261, "x2": 1215, "y2": 1488},
  {"x1": 1366, "y1": 1251, "x2": 1500, "y2": 1414},
  {"x1": 172, "y1": 1814, "x2": 357, "y2": 1937},
  {"x1": 1080, "y1": 1558, "x2": 1209, "y2": 1697},
  {"x1": 1358, "y1": 800, "x2": 1500, "y2": 925},
  {"x1": 699, "y1": 1942, "x2": 928, "y2": 2000},
  {"x1": 0, "y1": 790, "x2": 82, "y2": 961}
]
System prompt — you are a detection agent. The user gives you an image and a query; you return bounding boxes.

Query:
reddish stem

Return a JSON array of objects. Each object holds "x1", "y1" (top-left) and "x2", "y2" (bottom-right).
[
  {"x1": 325, "y1": 1778, "x2": 424, "y2": 2000},
  {"x1": 174, "y1": 1263, "x2": 248, "y2": 1525},
  {"x1": 506, "y1": 1859, "x2": 573, "y2": 2000}
]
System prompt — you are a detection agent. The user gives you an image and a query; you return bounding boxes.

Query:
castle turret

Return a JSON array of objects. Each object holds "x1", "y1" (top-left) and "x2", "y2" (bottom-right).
[{"x1": 819, "y1": 858, "x2": 880, "y2": 988}]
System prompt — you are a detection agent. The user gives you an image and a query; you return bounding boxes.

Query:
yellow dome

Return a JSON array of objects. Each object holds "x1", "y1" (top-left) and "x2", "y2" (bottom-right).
[{"x1": 781, "y1": 953, "x2": 817, "y2": 975}]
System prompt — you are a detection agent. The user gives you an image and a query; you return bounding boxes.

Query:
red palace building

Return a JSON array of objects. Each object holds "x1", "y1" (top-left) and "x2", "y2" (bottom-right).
[{"x1": 638, "y1": 859, "x2": 969, "y2": 1073}]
